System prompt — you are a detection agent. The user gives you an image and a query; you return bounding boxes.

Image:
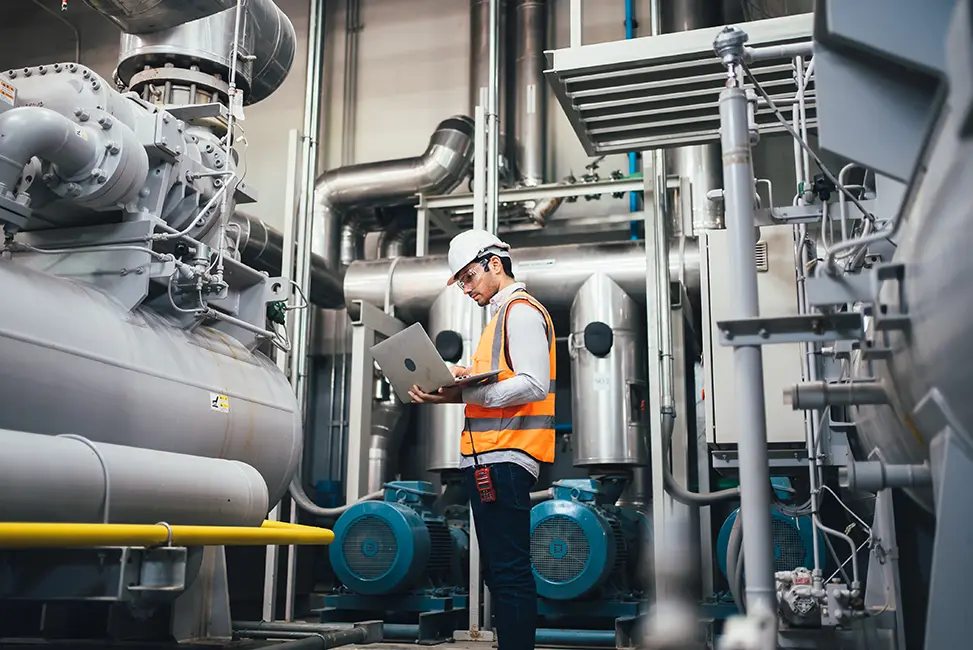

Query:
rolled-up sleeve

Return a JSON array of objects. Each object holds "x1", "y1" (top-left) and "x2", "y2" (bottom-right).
[{"x1": 463, "y1": 302, "x2": 550, "y2": 408}]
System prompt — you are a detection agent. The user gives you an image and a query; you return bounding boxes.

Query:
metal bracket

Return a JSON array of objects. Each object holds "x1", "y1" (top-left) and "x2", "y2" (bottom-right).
[
  {"x1": 0, "y1": 546, "x2": 189, "y2": 602},
  {"x1": 806, "y1": 273, "x2": 873, "y2": 307},
  {"x1": 717, "y1": 313, "x2": 864, "y2": 347}
]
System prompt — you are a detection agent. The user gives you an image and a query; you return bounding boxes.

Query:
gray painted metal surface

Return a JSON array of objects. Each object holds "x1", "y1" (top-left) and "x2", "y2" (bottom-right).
[
  {"x1": 0, "y1": 260, "x2": 301, "y2": 506},
  {"x1": 0, "y1": 428, "x2": 268, "y2": 526}
]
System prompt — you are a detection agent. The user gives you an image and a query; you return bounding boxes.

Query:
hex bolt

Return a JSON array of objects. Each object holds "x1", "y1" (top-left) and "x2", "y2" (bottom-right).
[
  {"x1": 90, "y1": 167, "x2": 103, "y2": 179},
  {"x1": 96, "y1": 172, "x2": 108, "y2": 184},
  {"x1": 75, "y1": 108, "x2": 89, "y2": 122},
  {"x1": 97, "y1": 116, "x2": 113, "y2": 130},
  {"x1": 758, "y1": 328, "x2": 770, "y2": 339},
  {"x1": 65, "y1": 183, "x2": 82, "y2": 196},
  {"x1": 214, "y1": 179, "x2": 223, "y2": 188},
  {"x1": 106, "y1": 141, "x2": 120, "y2": 155},
  {"x1": 163, "y1": 115, "x2": 170, "y2": 124}
]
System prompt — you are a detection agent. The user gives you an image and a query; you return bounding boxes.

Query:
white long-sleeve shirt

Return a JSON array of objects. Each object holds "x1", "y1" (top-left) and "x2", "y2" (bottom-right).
[{"x1": 459, "y1": 282, "x2": 551, "y2": 478}]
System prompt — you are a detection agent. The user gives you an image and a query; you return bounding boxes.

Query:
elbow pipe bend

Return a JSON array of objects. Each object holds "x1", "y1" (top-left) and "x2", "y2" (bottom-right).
[
  {"x1": 0, "y1": 107, "x2": 99, "y2": 196},
  {"x1": 313, "y1": 116, "x2": 474, "y2": 269}
]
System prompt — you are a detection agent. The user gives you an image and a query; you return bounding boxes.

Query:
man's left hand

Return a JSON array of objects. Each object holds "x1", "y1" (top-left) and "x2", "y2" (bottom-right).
[{"x1": 408, "y1": 384, "x2": 464, "y2": 404}]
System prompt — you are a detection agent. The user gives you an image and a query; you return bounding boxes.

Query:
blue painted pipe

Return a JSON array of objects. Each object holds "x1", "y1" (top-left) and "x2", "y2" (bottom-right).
[
  {"x1": 555, "y1": 422, "x2": 573, "y2": 433},
  {"x1": 382, "y1": 624, "x2": 615, "y2": 647},
  {"x1": 625, "y1": 0, "x2": 640, "y2": 240}
]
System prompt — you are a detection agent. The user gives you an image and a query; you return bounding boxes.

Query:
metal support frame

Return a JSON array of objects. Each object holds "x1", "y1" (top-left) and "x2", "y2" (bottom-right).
[
  {"x1": 646, "y1": 148, "x2": 675, "y2": 598},
  {"x1": 344, "y1": 300, "x2": 405, "y2": 504}
]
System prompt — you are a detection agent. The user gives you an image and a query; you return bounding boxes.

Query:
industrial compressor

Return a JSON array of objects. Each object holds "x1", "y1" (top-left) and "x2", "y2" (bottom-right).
[
  {"x1": 326, "y1": 481, "x2": 469, "y2": 624},
  {"x1": 529, "y1": 478, "x2": 649, "y2": 622}
]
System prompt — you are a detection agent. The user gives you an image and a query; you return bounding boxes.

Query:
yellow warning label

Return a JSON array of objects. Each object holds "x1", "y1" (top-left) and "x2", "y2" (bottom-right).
[
  {"x1": 0, "y1": 80, "x2": 16, "y2": 106},
  {"x1": 210, "y1": 392, "x2": 230, "y2": 413},
  {"x1": 74, "y1": 128, "x2": 88, "y2": 141}
]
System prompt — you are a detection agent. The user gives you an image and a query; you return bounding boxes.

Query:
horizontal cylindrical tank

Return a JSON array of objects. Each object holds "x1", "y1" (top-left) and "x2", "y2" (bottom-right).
[
  {"x1": 0, "y1": 260, "x2": 301, "y2": 505},
  {"x1": 344, "y1": 240, "x2": 700, "y2": 322},
  {"x1": 569, "y1": 273, "x2": 648, "y2": 467},
  {"x1": 0, "y1": 428, "x2": 269, "y2": 526}
]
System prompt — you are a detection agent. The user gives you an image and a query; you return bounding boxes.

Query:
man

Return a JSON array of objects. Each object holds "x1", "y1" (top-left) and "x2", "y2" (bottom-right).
[{"x1": 408, "y1": 229, "x2": 556, "y2": 650}]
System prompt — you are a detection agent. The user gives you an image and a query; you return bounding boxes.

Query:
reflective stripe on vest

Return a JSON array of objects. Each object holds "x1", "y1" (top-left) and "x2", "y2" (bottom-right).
[{"x1": 461, "y1": 289, "x2": 557, "y2": 464}]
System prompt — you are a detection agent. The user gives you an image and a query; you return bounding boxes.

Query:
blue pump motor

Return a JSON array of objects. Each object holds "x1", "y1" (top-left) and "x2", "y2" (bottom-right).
[
  {"x1": 330, "y1": 481, "x2": 469, "y2": 596},
  {"x1": 715, "y1": 507, "x2": 823, "y2": 581},
  {"x1": 530, "y1": 478, "x2": 649, "y2": 601}
]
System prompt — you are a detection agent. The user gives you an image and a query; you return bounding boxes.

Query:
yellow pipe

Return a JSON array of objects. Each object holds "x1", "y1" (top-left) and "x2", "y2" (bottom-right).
[{"x1": 0, "y1": 520, "x2": 335, "y2": 549}]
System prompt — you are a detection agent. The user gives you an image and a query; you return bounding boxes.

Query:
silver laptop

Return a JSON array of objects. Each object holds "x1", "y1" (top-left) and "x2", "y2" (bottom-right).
[{"x1": 371, "y1": 323, "x2": 500, "y2": 403}]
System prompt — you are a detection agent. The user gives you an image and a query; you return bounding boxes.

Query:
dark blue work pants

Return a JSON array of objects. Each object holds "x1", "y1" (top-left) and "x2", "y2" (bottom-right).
[{"x1": 464, "y1": 462, "x2": 537, "y2": 650}]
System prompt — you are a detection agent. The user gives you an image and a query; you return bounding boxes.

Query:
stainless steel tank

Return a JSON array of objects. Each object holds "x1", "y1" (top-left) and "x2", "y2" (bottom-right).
[
  {"x1": 569, "y1": 273, "x2": 648, "y2": 467},
  {"x1": 422, "y1": 285, "x2": 484, "y2": 472},
  {"x1": 0, "y1": 259, "x2": 302, "y2": 505}
]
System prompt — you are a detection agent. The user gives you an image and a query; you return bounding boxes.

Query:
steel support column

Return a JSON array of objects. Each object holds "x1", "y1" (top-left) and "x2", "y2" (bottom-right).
[{"x1": 344, "y1": 301, "x2": 404, "y2": 504}]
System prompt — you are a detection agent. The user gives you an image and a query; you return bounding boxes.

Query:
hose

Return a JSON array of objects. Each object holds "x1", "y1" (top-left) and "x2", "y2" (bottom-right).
[
  {"x1": 726, "y1": 510, "x2": 746, "y2": 614},
  {"x1": 661, "y1": 412, "x2": 741, "y2": 505},
  {"x1": 288, "y1": 477, "x2": 382, "y2": 519}
]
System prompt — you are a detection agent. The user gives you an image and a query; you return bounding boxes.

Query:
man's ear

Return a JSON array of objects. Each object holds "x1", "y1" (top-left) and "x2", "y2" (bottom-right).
[{"x1": 489, "y1": 256, "x2": 503, "y2": 274}]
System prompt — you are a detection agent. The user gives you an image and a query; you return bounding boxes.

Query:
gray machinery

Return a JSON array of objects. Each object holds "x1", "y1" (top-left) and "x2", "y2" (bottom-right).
[{"x1": 0, "y1": 0, "x2": 311, "y2": 642}]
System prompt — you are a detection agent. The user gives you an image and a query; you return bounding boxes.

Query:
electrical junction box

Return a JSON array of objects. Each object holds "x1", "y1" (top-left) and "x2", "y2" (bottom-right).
[{"x1": 700, "y1": 224, "x2": 807, "y2": 445}]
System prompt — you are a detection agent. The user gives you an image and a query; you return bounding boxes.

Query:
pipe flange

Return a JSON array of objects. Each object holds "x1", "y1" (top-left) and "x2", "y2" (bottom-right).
[
  {"x1": 129, "y1": 66, "x2": 233, "y2": 104},
  {"x1": 44, "y1": 115, "x2": 149, "y2": 210}
]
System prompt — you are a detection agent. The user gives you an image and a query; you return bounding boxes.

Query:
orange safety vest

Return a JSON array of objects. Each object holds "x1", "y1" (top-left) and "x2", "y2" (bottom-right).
[{"x1": 461, "y1": 289, "x2": 557, "y2": 463}]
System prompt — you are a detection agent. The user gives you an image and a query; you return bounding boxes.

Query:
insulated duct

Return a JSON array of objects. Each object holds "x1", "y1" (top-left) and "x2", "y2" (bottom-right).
[
  {"x1": 661, "y1": 0, "x2": 724, "y2": 233},
  {"x1": 344, "y1": 240, "x2": 700, "y2": 322},
  {"x1": 92, "y1": 0, "x2": 296, "y2": 105},
  {"x1": 313, "y1": 116, "x2": 475, "y2": 269},
  {"x1": 471, "y1": 0, "x2": 509, "y2": 181},
  {"x1": 0, "y1": 428, "x2": 269, "y2": 526},
  {"x1": 366, "y1": 390, "x2": 409, "y2": 492},
  {"x1": 232, "y1": 211, "x2": 344, "y2": 308}
]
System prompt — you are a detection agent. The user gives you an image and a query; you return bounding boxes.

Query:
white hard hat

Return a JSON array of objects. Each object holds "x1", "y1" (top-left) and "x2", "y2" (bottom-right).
[{"x1": 446, "y1": 229, "x2": 511, "y2": 285}]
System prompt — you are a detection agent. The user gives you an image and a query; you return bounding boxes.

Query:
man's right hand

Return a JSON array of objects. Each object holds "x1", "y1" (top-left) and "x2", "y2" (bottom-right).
[{"x1": 450, "y1": 365, "x2": 470, "y2": 378}]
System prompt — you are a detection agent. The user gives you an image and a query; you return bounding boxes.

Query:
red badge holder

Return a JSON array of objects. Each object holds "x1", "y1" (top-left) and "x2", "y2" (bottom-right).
[{"x1": 467, "y1": 418, "x2": 496, "y2": 503}]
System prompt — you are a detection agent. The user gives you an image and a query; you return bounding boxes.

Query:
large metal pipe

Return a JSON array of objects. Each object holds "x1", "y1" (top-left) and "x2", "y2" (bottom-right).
[
  {"x1": 0, "y1": 259, "x2": 302, "y2": 506},
  {"x1": 233, "y1": 211, "x2": 344, "y2": 308},
  {"x1": 470, "y1": 0, "x2": 508, "y2": 176},
  {"x1": 0, "y1": 428, "x2": 269, "y2": 526},
  {"x1": 661, "y1": 0, "x2": 723, "y2": 233},
  {"x1": 512, "y1": 0, "x2": 547, "y2": 186},
  {"x1": 344, "y1": 240, "x2": 700, "y2": 321},
  {"x1": 312, "y1": 116, "x2": 475, "y2": 268},
  {"x1": 0, "y1": 107, "x2": 99, "y2": 198},
  {"x1": 82, "y1": 0, "x2": 235, "y2": 32},
  {"x1": 366, "y1": 389, "x2": 408, "y2": 492},
  {"x1": 96, "y1": 0, "x2": 296, "y2": 105}
]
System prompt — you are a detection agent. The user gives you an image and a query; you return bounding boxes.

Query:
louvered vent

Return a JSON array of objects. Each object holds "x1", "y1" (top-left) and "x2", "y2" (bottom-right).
[{"x1": 754, "y1": 240, "x2": 769, "y2": 272}]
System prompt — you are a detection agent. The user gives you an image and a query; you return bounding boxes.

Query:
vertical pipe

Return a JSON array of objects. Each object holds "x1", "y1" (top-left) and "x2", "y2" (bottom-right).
[
  {"x1": 661, "y1": 0, "x2": 723, "y2": 235},
  {"x1": 470, "y1": 0, "x2": 507, "y2": 173},
  {"x1": 718, "y1": 87, "x2": 775, "y2": 614},
  {"x1": 513, "y1": 0, "x2": 547, "y2": 187},
  {"x1": 486, "y1": 0, "x2": 500, "y2": 236},
  {"x1": 625, "y1": 0, "x2": 640, "y2": 238}
]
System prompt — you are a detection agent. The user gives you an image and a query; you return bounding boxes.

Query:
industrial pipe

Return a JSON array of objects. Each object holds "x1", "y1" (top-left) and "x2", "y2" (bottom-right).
[
  {"x1": 232, "y1": 620, "x2": 382, "y2": 647},
  {"x1": 0, "y1": 519, "x2": 334, "y2": 549},
  {"x1": 0, "y1": 107, "x2": 98, "y2": 197},
  {"x1": 289, "y1": 480, "x2": 384, "y2": 519},
  {"x1": 838, "y1": 461, "x2": 933, "y2": 492},
  {"x1": 716, "y1": 40, "x2": 777, "y2": 619},
  {"x1": 247, "y1": 621, "x2": 616, "y2": 647},
  {"x1": 784, "y1": 380, "x2": 888, "y2": 410},
  {"x1": 313, "y1": 116, "x2": 475, "y2": 268},
  {"x1": 366, "y1": 394, "x2": 408, "y2": 492},
  {"x1": 512, "y1": 0, "x2": 546, "y2": 186},
  {"x1": 87, "y1": 0, "x2": 296, "y2": 104},
  {"x1": 0, "y1": 428, "x2": 269, "y2": 527},
  {"x1": 344, "y1": 240, "x2": 701, "y2": 320},
  {"x1": 232, "y1": 211, "x2": 344, "y2": 308}
]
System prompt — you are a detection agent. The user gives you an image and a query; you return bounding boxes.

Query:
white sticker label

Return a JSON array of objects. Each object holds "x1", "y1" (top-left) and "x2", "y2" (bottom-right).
[
  {"x1": 0, "y1": 80, "x2": 15, "y2": 106},
  {"x1": 74, "y1": 128, "x2": 88, "y2": 141},
  {"x1": 514, "y1": 258, "x2": 555, "y2": 271},
  {"x1": 593, "y1": 373, "x2": 611, "y2": 391},
  {"x1": 210, "y1": 392, "x2": 230, "y2": 413}
]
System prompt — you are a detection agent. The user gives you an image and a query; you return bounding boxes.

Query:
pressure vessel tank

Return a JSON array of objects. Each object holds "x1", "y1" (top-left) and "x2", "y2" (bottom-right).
[
  {"x1": 852, "y1": 119, "x2": 973, "y2": 514},
  {"x1": 0, "y1": 259, "x2": 301, "y2": 506}
]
